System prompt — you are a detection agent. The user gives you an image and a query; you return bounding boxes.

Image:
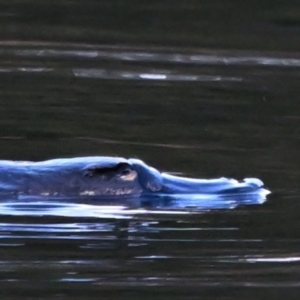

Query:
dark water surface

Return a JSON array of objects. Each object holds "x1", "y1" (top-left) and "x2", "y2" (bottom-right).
[{"x1": 1, "y1": 1, "x2": 300, "y2": 299}]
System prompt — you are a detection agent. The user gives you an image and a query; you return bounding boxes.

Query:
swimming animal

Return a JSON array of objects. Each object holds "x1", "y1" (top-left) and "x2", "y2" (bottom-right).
[{"x1": 0, "y1": 156, "x2": 267, "y2": 201}]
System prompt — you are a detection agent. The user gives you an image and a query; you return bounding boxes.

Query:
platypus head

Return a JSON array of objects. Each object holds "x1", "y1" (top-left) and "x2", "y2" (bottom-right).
[{"x1": 82, "y1": 157, "x2": 265, "y2": 197}]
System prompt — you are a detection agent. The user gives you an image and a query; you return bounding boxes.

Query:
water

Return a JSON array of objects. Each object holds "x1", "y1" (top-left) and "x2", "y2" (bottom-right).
[{"x1": 1, "y1": 1, "x2": 300, "y2": 299}]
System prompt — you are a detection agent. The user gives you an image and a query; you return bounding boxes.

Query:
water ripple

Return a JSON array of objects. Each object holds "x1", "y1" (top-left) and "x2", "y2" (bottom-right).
[
  {"x1": 0, "y1": 67, "x2": 53, "y2": 73},
  {"x1": 72, "y1": 68, "x2": 241, "y2": 82},
  {"x1": 14, "y1": 48, "x2": 300, "y2": 67},
  {"x1": 243, "y1": 256, "x2": 300, "y2": 263}
]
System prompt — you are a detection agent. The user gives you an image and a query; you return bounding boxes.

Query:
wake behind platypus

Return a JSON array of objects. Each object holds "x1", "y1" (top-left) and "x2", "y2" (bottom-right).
[{"x1": 0, "y1": 156, "x2": 270, "y2": 209}]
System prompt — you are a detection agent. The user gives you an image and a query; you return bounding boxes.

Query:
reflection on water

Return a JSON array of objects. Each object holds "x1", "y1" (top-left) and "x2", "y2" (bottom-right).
[
  {"x1": 0, "y1": 186, "x2": 269, "y2": 218},
  {"x1": 1, "y1": 193, "x2": 300, "y2": 291}
]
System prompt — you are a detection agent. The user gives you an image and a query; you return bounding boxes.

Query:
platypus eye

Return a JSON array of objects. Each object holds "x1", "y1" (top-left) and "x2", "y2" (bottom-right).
[
  {"x1": 115, "y1": 162, "x2": 132, "y2": 175},
  {"x1": 119, "y1": 168, "x2": 131, "y2": 176},
  {"x1": 116, "y1": 163, "x2": 137, "y2": 180}
]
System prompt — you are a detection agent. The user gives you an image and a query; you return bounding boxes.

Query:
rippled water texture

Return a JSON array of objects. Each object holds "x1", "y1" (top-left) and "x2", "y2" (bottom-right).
[{"x1": 1, "y1": 1, "x2": 300, "y2": 299}]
